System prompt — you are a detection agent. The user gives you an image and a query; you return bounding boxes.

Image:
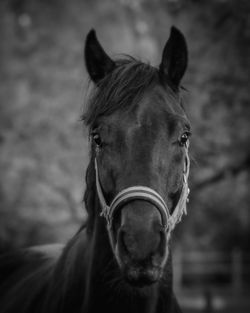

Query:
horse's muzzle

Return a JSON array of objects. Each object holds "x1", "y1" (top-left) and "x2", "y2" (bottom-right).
[
  {"x1": 113, "y1": 201, "x2": 169, "y2": 286},
  {"x1": 124, "y1": 264, "x2": 163, "y2": 287}
]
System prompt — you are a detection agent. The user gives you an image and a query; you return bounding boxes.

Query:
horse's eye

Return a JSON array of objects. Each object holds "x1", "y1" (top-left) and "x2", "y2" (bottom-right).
[
  {"x1": 92, "y1": 133, "x2": 102, "y2": 147},
  {"x1": 179, "y1": 132, "x2": 190, "y2": 147}
]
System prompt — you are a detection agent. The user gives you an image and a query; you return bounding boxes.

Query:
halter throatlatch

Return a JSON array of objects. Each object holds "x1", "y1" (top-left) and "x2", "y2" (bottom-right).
[{"x1": 94, "y1": 144, "x2": 190, "y2": 233}]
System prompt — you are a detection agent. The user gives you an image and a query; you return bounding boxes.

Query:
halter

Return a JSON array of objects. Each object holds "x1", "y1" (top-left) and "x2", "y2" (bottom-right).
[{"x1": 94, "y1": 143, "x2": 190, "y2": 233}]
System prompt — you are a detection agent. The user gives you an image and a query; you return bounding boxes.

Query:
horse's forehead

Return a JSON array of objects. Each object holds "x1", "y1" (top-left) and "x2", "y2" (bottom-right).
[
  {"x1": 128, "y1": 89, "x2": 184, "y2": 132},
  {"x1": 101, "y1": 86, "x2": 186, "y2": 136}
]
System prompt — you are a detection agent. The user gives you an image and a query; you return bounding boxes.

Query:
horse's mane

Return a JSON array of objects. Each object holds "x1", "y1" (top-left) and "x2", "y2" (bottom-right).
[{"x1": 82, "y1": 56, "x2": 159, "y2": 129}]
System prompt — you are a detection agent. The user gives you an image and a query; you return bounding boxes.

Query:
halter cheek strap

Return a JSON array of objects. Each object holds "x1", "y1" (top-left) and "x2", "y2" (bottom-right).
[{"x1": 94, "y1": 145, "x2": 190, "y2": 233}]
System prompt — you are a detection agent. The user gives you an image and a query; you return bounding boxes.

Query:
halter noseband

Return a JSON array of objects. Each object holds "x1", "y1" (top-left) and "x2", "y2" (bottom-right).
[{"x1": 94, "y1": 144, "x2": 190, "y2": 233}]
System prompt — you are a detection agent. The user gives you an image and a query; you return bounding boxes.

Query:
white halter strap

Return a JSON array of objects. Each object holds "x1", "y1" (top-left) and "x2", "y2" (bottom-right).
[{"x1": 94, "y1": 145, "x2": 190, "y2": 233}]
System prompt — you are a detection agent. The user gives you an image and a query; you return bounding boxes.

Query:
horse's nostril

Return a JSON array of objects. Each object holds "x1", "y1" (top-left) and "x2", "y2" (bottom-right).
[
  {"x1": 158, "y1": 229, "x2": 167, "y2": 257},
  {"x1": 117, "y1": 230, "x2": 129, "y2": 257},
  {"x1": 125, "y1": 266, "x2": 161, "y2": 286}
]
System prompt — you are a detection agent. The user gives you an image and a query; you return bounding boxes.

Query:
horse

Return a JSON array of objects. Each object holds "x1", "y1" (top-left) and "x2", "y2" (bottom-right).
[{"x1": 0, "y1": 26, "x2": 191, "y2": 313}]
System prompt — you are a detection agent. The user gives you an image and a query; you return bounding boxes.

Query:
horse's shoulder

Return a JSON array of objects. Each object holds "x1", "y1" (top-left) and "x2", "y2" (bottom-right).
[
  {"x1": 0, "y1": 247, "x2": 59, "y2": 312},
  {"x1": 28, "y1": 243, "x2": 65, "y2": 260},
  {"x1": 0, "y1": 243, "x2": 64, "y2": 280},
  {"x1": 0, "y1": 248, "x2": 42, "y2": 280},
  {"x1": 0, "y1": 229, "x2": 87, "y2": 313}
]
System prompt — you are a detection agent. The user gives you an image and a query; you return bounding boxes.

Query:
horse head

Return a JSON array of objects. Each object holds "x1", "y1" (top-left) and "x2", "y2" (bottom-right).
[{"x1": 83, "y1": 27, "x2": 190, "y2": 288}]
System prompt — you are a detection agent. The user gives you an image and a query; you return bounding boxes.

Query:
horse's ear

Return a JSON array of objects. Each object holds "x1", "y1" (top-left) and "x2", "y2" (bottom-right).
[
  {"x1": 159, "y1": 26, "x2": 188, "y2": 88},
  {"x1": 84, "y1": 29, "x2": 115, "y2": 83}
]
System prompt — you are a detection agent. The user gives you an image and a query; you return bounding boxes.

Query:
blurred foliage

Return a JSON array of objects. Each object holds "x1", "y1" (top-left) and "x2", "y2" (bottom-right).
[{"x1": 0, "y1": 0, "x2": 250, "y2": 254}]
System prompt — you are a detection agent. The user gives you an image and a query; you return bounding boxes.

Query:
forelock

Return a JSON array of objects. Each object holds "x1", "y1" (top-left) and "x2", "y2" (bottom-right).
[{"x1": 82, "y1": 57, "x2": 159, "y2": 129}]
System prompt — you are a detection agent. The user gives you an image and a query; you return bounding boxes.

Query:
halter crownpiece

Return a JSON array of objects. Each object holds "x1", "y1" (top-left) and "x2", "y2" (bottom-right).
[{"x1": 94, "y1": 144, "x2": 190, "y2": 233}]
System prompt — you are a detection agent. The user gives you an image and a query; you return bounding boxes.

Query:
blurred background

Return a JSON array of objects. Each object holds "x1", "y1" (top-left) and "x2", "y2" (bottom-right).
[{"x1": 0, "y1": 0, "x2": 250, "y2": 312}]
